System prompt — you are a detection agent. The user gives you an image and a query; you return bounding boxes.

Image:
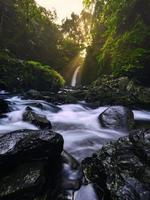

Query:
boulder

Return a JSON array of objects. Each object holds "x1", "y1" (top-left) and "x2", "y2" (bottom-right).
[
  {"x1": 98, "y1": 106, "x2": 134, "y2": 130},
  {"x1": 85, "y1": 76, "x2": 132, "y2": 106},
  {"x1": 0, "y1": 162, "x2": 45, "y2": 200},
  {"x1": 27, "y1": 89, "x2": 42, "y2": 99},
  {"x1": 86, "y1": 76, "x2": 150, "y2": 108},
  {"x1": 0, "y1": 99, "x2": 9, "y2": 115},
  {"x1": 82, "y1": 129, "x2": 150, "y2": 200},
  {"x1": 23, "y1": 109, "x2": 52, "y2": 129},
  {"x1": 0, "y1": 129, "x2": 63, "y2": 170}
]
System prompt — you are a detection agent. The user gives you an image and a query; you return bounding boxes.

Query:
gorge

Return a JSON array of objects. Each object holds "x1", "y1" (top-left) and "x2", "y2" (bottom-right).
[{"x1": 0, "y1": 0, "x2": 150, "y2": 199}]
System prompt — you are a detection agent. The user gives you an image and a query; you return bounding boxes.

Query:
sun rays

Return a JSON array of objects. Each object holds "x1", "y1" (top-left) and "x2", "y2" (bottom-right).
[{"x1": 35, "y1": 0, "x2": 83, "y2": 23}]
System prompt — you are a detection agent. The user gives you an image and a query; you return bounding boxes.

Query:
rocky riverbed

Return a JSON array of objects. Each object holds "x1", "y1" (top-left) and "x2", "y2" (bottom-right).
[{"x1": 0, "y1": 77, "x2": 150, "y2": 200}]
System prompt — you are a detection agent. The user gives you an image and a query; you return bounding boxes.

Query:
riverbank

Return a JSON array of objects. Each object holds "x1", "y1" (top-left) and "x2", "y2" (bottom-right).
[{"x1": 16, "y1": 75, "x2": 150, "y2": 110}]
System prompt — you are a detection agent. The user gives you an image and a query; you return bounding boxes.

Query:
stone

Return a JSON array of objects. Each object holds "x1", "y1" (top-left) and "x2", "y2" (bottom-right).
[
  {"x1": 0, "y1": 162, "x2": 45, "y2": 200},
  {"x1": 23, "y1": 109, "x2": 52, "y2": 129},
  {"x1": 98, "y1": 106, "x2": 134, "y2": 130},
  {"x1": 85, "y1": 76, "x2": 150, "y2": 108},
  {"x1": 27, "y1": 89, "x2": 42, "y2": 99},
  {"x1": 82, "y1": 129, "x2": 150, "y2": 200},
  {"x1": 0, "y1": 129, "x2": 63, "y2": 170}
]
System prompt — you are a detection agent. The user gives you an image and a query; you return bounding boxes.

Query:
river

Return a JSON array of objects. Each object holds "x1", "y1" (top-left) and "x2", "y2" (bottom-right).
[{"x1": 0, "y1": 90, "x2": 150, "y2": 199}]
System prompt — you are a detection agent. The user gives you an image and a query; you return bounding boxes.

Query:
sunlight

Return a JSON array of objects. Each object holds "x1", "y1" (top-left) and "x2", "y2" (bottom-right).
[
  {"x1": 35, "y1": 0, "x2": 83, "y2": 23},
  {"x1": 62, "y1": 53, "x2": 83, "y2": 85},
  {"x1": 80, "y1": 49, "x2": 87, "y2": 58}
]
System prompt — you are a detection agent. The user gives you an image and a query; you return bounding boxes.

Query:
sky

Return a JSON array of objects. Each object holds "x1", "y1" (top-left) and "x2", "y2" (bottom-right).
[{"x1": 35, "y1": 0, "x2": 83, "y2": 23}]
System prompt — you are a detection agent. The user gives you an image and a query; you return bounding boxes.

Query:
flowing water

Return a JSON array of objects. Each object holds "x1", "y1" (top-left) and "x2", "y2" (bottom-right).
[
  {"x1": 71, "y1": 67, "x2": 80, "y2": 87},
  {"x1": 0, "y1": 91, "x2": 150, "y2": 200}
]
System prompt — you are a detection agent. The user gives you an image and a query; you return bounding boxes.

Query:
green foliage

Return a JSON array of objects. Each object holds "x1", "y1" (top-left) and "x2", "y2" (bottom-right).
[
  {"x1": 62, "y1": 11, "x2": 92, "y2": 48},
  {"x1": 82, "y1": 0, "x2": 150, "y2": 85},
  {"x1": 0, "y1": 0, "x2": 74, "y2": 72},
  {"x1": 0, "y1": 0, "x2": 92, "y2": 82},
  {"x1": 0, "y1": 52, "x2": 65, "y2": 92},
  {"x1": 0, "y1": 0, "x2": 58, "y2": 63}
]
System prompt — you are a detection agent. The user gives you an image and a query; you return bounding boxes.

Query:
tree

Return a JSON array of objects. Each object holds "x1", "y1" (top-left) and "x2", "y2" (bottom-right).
[
  {"x1": 0, "y1": 0, "x2": 63, "y2": 69},
  {"x1": 82, "y1": 0, "x2": 150, "y2": 86},
  {"x1": 62, "y1": 10, "x2": 92, "y2": 48}
]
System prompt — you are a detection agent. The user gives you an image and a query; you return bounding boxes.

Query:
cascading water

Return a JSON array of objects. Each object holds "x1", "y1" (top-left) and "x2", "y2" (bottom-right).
[
  {"x1": 71, "y1": 67, "x2": 80, "y2": 87},
  {"x1": 1, "y1": 91, "x2": 150, "y2": 199}
]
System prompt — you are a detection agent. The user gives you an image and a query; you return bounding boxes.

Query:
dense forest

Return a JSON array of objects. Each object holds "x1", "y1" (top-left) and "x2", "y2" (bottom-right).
[
  {"x1": 0, "y1": 0, "x2": 83, "y2": 69},
  {"x1": 0, "y1": 0, "x2": 88, "y2": 90},
  {"x1": 82, "y1": 0, "x2": 150, "y2": 86},
  {"x1": 0, "y1": 0, "x2": 150, "y2": 89}
]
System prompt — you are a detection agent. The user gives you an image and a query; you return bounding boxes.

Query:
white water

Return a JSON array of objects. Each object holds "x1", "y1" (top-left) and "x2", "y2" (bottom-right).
[
  {"x1": 71, "y1": 67, "x2": 80, "y2": 87},
  {"x1": 1, "y1": 95, "x2": 150, "y2": 159},
  {"x1": 75, "y1": 184, "x2": 99, "y2": 200},
  {"x1": 0, "y1": 96, "x2": 127, "y2": 161},
  {"x1": 0, "y1": 92, "x2": 150, "y2": 200}
]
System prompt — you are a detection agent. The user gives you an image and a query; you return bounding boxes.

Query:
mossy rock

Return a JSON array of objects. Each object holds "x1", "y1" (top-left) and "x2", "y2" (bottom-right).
[{"x1": 0, "y1": 52, "x2": 65, "y2": 92}]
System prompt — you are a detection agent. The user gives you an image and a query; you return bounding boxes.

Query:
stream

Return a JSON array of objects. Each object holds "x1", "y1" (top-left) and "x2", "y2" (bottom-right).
[{"x1": 0, "y1": 90, "x2": 150, "y2": 199}]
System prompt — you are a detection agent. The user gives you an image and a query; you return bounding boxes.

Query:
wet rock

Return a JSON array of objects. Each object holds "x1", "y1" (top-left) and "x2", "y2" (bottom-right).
[
  {"x1": 86, "y1": 76, "x2": 132, "y2": 106},
  {"x1": 0, "y1": 129, "x2": 63, "y2": 170},
  {"x1": 27, "y1": 89, "x2": 42, "y2": 99},
  {"x1": 86, "y1": 76, "x2": 150, "y2": 108},
  {"x1": 82, "y1": 129, "x2": 150, "y2": 200},
  {"x1": 24, "y1": 87, "x2": 88, "y2": 105},
  {"x1": 0, "y1": 162, "x2": 45, "y2": 200},
  {"x1": 127, "y1": 80, "x2": 150, "y2": 107},
  {"x1": 23, "y1": 109, "x2": 52, "y2": 129},
  {"x1": 98, "y1": 106, "x2": 134, "y2": 130},
  {"x1": 69, "y1": 89, "x2": 88, "y2": 101},
  {"x1": 0, "y1": 99, "x2": 9, "y2": 114}
]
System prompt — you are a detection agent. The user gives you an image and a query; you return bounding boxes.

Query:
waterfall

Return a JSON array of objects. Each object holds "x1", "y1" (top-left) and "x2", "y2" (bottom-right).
[{"x1": 71, "y1": 66, "x2": 80, "y2": 87}]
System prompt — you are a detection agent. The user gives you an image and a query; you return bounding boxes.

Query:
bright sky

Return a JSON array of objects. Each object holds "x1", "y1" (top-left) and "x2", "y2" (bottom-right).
[{"x1": 35, "y1": 0, "x2": 83, "y2": 23}]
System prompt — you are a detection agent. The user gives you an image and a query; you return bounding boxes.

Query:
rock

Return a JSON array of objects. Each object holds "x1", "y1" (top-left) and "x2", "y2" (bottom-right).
[
  {"x1": 82, "y1": 129, "x2": 150, "y2": 200},
  {"x1": 86, "y1": 76, "x2": 150, "y2": 108},
  {"x1": 0, "y1": 162, "x2": 45, "y2": 200},
  {"x1": 27, "y1": 89, "x2": 42, "y2": 99},
  {"x1": 24, "y1": 87, "x2": 88, "y2": 105},
  {"x1": 23, "y1": 109, "x2": 52, "y2": 129},
  {"x1": 0, "y1": 99, "x2": 9, "y2": 114},
  {"x1": 69, "y1": 89, "x2": 88, "y2": 101},
  {"x1": 0, "y1": 129, "x2": 63, "y2": 170},
  {"x1": 98, "y1": 106, "x2": 134, "y2": 130},
  {"x1": 86, "y1": 77, "x2": 132, "y2": 106}
]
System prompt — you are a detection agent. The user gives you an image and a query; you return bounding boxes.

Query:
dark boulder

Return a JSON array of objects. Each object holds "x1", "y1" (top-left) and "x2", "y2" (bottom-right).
[
  {"x1": 82, "y1": 129, "x2": 150, "y2": 200},
  {"x1": 86, "y1": 76, "x2": 133, "y2": 106},
  {"x1": 0, "y1": 162, "x2": 45, "y2": 200},
  {"x1": 86, "y1": 76, "x2": 150, "y2": 108},
  {"x1": 98, "y1": 106, "x2": 134, "y2": 130},
  {"x1": 27, "y1": 89, "x2": 42, "y2": 99},
  {"x1": 0, "y1": 129, "x2": 63, "y2": 170},
  {"x1": 23, "y1": 109, "x2": 52, "y2": 129},
  {"x1": 0, "y1": 99, "x2": 9, "y2": 115}
]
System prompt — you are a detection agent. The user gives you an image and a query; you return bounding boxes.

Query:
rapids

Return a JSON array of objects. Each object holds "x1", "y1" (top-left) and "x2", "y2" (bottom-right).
[{"x1": 0, "y1": 91, "x2": 150, "y2": 200}]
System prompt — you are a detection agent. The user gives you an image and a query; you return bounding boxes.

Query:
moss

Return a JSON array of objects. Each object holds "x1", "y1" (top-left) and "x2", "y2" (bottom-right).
[{"x1": 0, "y1": 52, "x2": 65, "y2": 92}]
